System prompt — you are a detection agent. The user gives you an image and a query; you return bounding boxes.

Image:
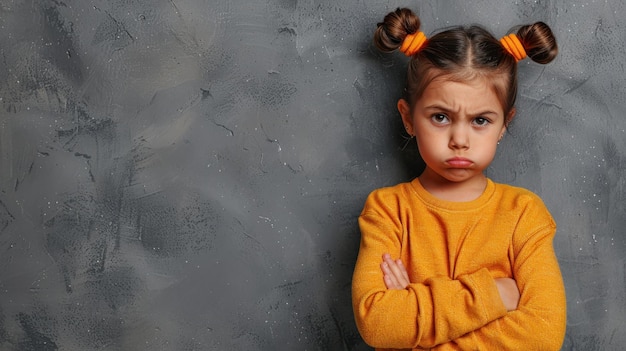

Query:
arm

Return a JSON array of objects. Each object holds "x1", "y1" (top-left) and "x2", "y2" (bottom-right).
[
  {"x1": 445, "y1": 224, "x2": 566, "y2": 350},
  {"x1": 352, "y1": 211, "x2": 508, "y2": 349},
  {"x1": 382, "y1": 254, "x2": 521, "y2": 312}
]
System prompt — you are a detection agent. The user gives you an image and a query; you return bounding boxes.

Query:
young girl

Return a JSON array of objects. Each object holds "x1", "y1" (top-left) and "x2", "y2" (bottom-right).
[{"x1": 351, "y1": 8, "x2": 566, "y2": 351}]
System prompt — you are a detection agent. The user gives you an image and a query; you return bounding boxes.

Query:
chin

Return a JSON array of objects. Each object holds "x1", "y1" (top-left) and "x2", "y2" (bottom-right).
[{"x1": 442, "y1": 171, "x2": 483, "y2": 183}]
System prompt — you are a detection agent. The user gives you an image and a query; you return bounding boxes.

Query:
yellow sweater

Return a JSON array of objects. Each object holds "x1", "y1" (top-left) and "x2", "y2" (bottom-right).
[{"x1": 352, "y1": 178, "x2": 566, "y2": 350}]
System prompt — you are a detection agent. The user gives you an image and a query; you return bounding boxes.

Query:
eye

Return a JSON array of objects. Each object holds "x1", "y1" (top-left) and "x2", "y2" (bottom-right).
[
  {"x1": 431, "y1": 113, "x2": 449, "y2": 124},
  {"x1": 473, "y1": 117, "x2": 490, "y2": 126}
]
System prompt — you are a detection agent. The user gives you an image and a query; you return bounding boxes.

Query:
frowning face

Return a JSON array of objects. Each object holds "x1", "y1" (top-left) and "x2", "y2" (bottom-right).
[{"x1": 399, "y1": 77, "x2": 511, "y2": 195}]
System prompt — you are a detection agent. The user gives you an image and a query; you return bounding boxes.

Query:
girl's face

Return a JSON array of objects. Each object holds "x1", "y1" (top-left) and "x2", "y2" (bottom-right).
[{"x1": 398, "y1": 77, "x2": 512, "y2": 191}]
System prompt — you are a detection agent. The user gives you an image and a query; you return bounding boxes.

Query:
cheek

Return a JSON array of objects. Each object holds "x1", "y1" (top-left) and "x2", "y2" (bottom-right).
[
  {"x1": 487, "y1": 139, "x2": 500, "y2": 157},
  {"x1": 415, "y1": 137, "x2": 440, "y2": 159}
]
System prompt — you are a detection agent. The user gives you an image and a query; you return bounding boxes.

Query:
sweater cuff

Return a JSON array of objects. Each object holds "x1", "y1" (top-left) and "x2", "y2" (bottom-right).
[{"x1": 466, "y1": 268, "x2": 508, "y2": 323}]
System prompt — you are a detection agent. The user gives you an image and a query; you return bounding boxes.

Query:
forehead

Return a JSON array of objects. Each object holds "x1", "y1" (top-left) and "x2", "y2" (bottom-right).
[{"x1": 418, "y1": 77, "x2": 504, "y2": 115}]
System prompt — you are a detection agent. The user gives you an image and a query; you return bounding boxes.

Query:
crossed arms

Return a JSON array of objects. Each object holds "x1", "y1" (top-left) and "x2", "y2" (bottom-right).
[{"x1": 352, "y1": 210, "x2": 566, "y2": 350}]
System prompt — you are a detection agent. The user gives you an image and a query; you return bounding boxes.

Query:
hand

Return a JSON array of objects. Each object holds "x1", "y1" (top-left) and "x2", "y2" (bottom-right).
[
  {"x1": 380, "y1": 253, "x2": 410, "y2": 289},
  {"x1": 494, "y1": 277, "x2": 520, "y2": 311}
]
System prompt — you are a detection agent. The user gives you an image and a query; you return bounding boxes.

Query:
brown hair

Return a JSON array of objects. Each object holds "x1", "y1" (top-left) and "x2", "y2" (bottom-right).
[{"x1": 374, "y1": 8, "x2": 558, "y2": 119}]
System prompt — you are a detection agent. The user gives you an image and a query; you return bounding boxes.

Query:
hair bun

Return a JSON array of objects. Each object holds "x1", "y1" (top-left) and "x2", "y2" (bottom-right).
[
  {"x1": 517, "y1": 22, "x2": 558, "y2": 64},
  {"x1": 373, "y1": 8, "x2": 421, "y2": 53}
]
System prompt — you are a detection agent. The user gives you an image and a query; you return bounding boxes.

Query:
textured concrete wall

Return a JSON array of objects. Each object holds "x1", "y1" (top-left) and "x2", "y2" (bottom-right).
[{"x1": 0, "y1": 0, "x2": 624, "y2": 349}]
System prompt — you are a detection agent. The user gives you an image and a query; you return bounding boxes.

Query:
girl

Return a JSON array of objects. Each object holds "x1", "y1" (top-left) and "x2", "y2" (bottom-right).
[{"x1": 351, "y1": 7, "x2": 566, "y2": 351}]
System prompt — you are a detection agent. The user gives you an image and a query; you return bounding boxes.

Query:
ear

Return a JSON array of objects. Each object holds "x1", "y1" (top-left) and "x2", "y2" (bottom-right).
[
  {"x1": 500, "y1": 107, "x2": 516, "y2": 140},
  {"x1": 505, "y1": 107, "x2": 516, "y2": 126},
  {"x1": 397, "y1": 99, "x2": 414, "y2": 136}
]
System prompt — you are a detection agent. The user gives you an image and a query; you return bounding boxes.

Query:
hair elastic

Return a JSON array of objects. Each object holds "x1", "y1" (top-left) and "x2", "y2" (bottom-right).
[
  {"x1": 400, "y1": 31, "x2": 427, "y2": 56},
  {"x1": 500, "y1": 33, "x2": 527, "y2": 62}
]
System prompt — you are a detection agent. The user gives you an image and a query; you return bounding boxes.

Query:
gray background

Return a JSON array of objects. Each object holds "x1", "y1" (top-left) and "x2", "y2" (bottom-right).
[{"x1": 0, "y1": 0, "x2": 624, "y2": 350}]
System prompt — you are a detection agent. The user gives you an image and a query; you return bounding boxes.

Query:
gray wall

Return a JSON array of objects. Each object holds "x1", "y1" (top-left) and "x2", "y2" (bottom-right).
[{"x1": 0, "y1": 0, "x2": 624, "y2": 350}]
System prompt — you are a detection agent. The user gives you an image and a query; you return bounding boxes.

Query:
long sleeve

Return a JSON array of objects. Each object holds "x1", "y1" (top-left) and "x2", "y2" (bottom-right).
[
  {"x1": 439, "y1": 203, "x2": 566, "y2": 350},
  {"x1": 352, "y1": 210, "x2": 507, "y2": 349},
  {"x1": 351, "y1": 180, "x2": 566, "y2": 350}
]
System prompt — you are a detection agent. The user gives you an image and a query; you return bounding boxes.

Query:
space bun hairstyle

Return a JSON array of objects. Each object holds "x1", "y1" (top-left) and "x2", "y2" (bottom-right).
[
  {"x1": 373, "y1": 7, "x2": 558, "y2": 119},
  {"x1": 514, "y1": 22, "x2": 558, "y2": 64}
]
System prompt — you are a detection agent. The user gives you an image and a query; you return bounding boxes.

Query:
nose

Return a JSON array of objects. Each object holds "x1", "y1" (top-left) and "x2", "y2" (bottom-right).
[{"x1": 449, "y1": 124, "x2": 469, "y2": 149}]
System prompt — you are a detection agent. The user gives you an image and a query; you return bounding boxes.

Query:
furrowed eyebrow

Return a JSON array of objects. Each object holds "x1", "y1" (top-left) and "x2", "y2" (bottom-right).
[
  {"x1": 424, "y1": 104, "x2": 498, "y2": 117},
  {"x1": 423, "y1": 104, "x2": 451, "y2": 113}
]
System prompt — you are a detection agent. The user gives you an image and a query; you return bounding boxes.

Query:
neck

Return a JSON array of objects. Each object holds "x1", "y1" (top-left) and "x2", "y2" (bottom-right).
[{"x1": 418, "y1": 169, "x2": 487, "y2": 202}]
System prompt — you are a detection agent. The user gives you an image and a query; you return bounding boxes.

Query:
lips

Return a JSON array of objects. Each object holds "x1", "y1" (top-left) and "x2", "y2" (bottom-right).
[{"x1": 446, "y1": 157, "x2": 473, "y2": 167}]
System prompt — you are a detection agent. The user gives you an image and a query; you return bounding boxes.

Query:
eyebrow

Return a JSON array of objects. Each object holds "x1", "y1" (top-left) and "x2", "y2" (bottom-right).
[{"x1": 424, "y1": 104, "x2": 500, "y2": 117}]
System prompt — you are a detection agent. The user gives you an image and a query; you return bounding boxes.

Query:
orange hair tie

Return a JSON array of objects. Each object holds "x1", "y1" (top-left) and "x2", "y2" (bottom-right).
[
  {"x1": 400, "y1": 31, "x2": 427, "y2": 57},
  {"x1": 500, "y1": 33, "x2": 527, "y2": 62}
]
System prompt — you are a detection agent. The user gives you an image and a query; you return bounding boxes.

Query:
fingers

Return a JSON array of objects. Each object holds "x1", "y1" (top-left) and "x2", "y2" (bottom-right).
[
  {"x1": 382, "y1": 268, "x2": 401, "y2": 289},
  {"x1": 381, "y1": 253, "x2": 410, "y2": 289},
  {"x1": 389, "y1": 257, "x2": 410, "y2": 287},
  {"x1": 381, "y1": 260, "x2": 401, "y2": 289},
  {"x1": 494, "y1": 277, "x2": 520, "y2": 311}
]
